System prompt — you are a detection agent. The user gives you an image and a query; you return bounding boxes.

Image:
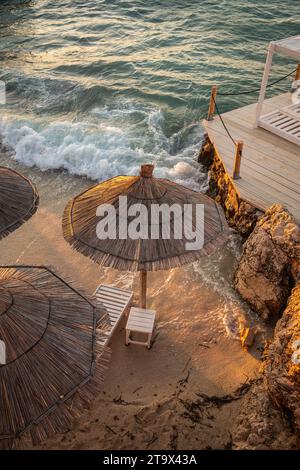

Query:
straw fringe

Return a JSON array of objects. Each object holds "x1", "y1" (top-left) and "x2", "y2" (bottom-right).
[
  {"x1": 0, "y1": 167, "x2": 39, "y2": 240},
  {"x1": 62, "y1": 174, "x2": 229, "y2": 272},
  {"x1": 0, "y1": 266, "x2": 111, "y2": 449}
]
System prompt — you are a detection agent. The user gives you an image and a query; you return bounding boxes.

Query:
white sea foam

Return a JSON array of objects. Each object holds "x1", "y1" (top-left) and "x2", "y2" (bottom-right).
[
  {"x1": 0, "y1": 101, "x2": 206, "y2": 189},
  {"x1": 169, "y1": 161, "x2": 195, "y2": 178}
]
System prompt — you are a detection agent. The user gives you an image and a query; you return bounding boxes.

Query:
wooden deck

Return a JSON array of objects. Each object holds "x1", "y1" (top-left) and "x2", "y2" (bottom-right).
[{"x1": 203, "y1": 93, "x2": 300, "y2": 221}]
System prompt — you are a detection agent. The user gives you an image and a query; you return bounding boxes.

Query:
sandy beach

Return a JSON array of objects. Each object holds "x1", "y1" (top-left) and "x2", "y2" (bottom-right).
[
  {"x1": 1, "y1": 1, "x2": 300, "y2": 458},
  {"x1": 0, "y1": 151, "x2": 265, "y2": 450}
]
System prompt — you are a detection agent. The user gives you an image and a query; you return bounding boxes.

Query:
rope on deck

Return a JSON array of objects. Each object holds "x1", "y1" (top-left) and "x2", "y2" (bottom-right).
[
  {"x1": 212, "y1": 95, "x2": 237, "y2": 146},
  {"x1": 217, "y1": 67, "x2": 297, "y2": 96},
  {"x1": 210, "y1": 66, "x2": 298, "y2": 147}
]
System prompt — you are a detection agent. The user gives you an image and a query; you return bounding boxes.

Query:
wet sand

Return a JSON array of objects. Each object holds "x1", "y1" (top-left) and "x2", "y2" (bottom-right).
[{"x1": 0, "y1": 152, "x2": 263, "y2": 450}]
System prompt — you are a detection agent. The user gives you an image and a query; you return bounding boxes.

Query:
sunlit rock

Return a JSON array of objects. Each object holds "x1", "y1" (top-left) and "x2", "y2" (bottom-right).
[
  {"x1": 234, "y1": 205, "x2": 299, "y2": 319},
  {"x1": 264, "y1": 283, "x2": 300, "y2": 433}
]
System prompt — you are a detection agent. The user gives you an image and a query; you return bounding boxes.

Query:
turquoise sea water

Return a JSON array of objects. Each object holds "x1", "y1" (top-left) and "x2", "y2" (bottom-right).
[{"x1": 0, "y1": 0, "x2": 299, "y2": 187}]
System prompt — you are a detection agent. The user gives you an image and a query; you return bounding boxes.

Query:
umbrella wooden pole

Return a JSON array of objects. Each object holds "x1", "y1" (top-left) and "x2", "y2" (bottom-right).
[{"x1": 140, "y1": 270, "x2": 147, "y2": 308}]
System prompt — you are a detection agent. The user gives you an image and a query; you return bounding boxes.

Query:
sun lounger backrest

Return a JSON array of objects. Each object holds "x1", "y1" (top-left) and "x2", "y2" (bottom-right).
[{"x1": 94, "y1": 284, "x2": 133, "y2": 346}]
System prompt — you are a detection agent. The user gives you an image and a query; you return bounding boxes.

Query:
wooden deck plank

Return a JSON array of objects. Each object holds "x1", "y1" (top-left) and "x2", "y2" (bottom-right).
[
  {"x1": 202, "y1": 93, "x2": 300, "y2": 221},
  {"x1": 206, "y1": 126, "x2": 300, "y2": 192},
  {"x1": 215, "y1": 105, "x2": 300, "y2": 159},
  {"x1": 216, "y1": 149, "x2": 299, "y2": 210},
  {"x1": 225, "y1": 112, "x2": 300, "y2": 154},
  {"x1": 205, "y1": 118, "x2": 300, "y2": 170},
  {"x1": 214, "y1": 143, "x2": 300, "y2": 218}
]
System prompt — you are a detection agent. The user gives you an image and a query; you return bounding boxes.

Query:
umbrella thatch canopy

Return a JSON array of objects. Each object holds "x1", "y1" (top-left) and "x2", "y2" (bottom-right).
[
  {"x1": 0, "y1": 166, "x2": 39, "y2": 240},
  {"x1": 63, "y1": 164, "x2": 229, "y2": 307},
  {"x1": 0, "y1": 265, "x2": 110, "y2": 450}
]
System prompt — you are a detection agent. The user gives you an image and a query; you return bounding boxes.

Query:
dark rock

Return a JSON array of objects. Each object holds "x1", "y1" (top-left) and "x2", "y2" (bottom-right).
[
  {"x1": 233, "y1": 284, "x2": 300, "y2": 449},
  {"x1": 234, "y1": 205, "x2": 299, "y2": 319},
  {"x1": 199, "y1": 138, "x2": 263, "y2": 237},
  {"x1": 197, "y1": 134, "x2": 215, "y2": 169},
  {"x1": 264, "y1": 283, "x2": 300, "y2": 433},
  {"x1": 232, "y1": 380, "x2": 298, "y2": 450}
]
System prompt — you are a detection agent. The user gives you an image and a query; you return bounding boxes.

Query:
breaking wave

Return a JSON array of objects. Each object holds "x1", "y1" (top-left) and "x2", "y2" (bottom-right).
[{"x1": 0, "y1": 100, "x2": 207, "y2": 189}]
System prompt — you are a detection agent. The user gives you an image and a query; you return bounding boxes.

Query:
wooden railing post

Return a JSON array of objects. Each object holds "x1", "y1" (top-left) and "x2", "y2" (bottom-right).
[
  {"x1": 295, "y1": 63, "x2": 300, "y2": 82},
  {"x1": 233, "y1": 141, "x2": 243, "y2": 180},
  {"x1": 207, "y1": 85, "x2": 218, "y2": 121},
  {"x1": 140, "y1": 270, "x2": 147, "y2": 309}
]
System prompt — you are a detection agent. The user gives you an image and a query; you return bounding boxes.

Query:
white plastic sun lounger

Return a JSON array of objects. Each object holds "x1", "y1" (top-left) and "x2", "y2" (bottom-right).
[
  {"x1": 94, "y1": 284, "x2": 133, "y2": 347},
  {"x1": 258, "y1": 102, "x2": 300, "y2": 146}
]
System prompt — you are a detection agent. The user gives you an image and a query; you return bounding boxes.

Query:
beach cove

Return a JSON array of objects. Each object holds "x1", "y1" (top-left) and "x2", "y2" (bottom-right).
[
  {"x1": 0, "y1": 0, "x2": 300, "y2": 452},
  {"x1": 0, "y1": 150, "x2": 263, "y2": 450}
]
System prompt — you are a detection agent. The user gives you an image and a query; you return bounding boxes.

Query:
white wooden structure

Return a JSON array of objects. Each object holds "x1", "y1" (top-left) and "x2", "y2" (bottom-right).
[
  {"x1": 255, "y1": 35, "x2": 300, "y2": 145},
  {"x1": 203, "y1": 92, "x2": 300, "y2": 221},
  {"x1": 0, "y1": 340, "x2": 6, "y2": 365},
  {"x1": 94, "y1": 284, "x2": 133, "y2": 347},
  {"x1": 125, "y1": 307, "x2": 156, "y2": 349}
]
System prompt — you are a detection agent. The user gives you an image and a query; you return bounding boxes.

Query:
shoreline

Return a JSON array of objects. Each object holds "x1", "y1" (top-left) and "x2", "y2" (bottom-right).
[
  {"x1": 1, "y1": 136, "x2": 299, "y2": 450},
  {"x1": 198, "y1": 134, "x2": 300, "y2": 449},
  {"x1": 0, "y1": 146, "x2": 265, "y2": 450}
]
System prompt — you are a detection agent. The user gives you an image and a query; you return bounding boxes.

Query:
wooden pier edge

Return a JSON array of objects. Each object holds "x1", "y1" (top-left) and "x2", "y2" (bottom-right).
[
  {"x1": 201, "y1": 93, "x2": 300, "y2": 223},
  {"x1": 199, "y1": 135, "x2": 267, "y2": 237},
  {"x1": 207, "y1": 139, "x2": 261, "y2": 205}
]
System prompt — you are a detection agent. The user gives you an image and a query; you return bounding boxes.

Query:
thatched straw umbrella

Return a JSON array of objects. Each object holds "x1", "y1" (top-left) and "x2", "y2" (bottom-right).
[
  {"x1": 62, "y1": 164, "x2": 229, "y2": 308},
  {"x1": 0, "y1": 166, "x2": 39, "y2": 240},
  {"x1": 0, "y1": 265, "x2": 110, "y2": 449}
]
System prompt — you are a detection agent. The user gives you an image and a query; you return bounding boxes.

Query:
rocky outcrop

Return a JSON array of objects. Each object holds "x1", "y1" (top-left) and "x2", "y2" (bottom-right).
[
  {"x1": 198, "y1": 138, "x2": 300, "y2": 449},
  {"x1": 233, "y1": 207, "x2": 300, "y2": 451},
  {"x1": 198, "y1": 136, "x2": 263, "y2": 237},
  {"x1": 197, "y1": 135, "x2": 215, "y2": 169},
  {"x1": 232, "y1": 380, "x2": 298, "y2": 450},
  {"x1": 264, "y1": 283, "x2": 300, "y2": 433},
  {"x1": 233, "y1": 284, "x2": 300, "y2": 449},
  {"x1": 234, "y1": 205, "x2": 300, "y2": 320},
  {"x1": 258, "y1": 205, "x2": 300, "y2": 281}
]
